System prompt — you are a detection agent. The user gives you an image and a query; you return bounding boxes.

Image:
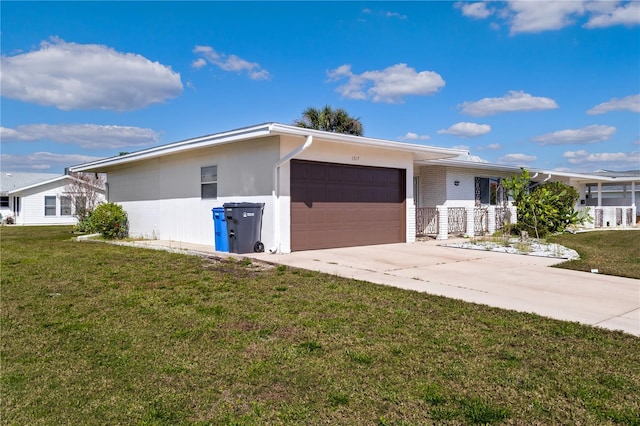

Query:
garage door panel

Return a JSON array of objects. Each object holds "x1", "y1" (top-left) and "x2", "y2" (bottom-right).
[{"x1": 291, "y1": 160, "x2": 406, "y2": 251}]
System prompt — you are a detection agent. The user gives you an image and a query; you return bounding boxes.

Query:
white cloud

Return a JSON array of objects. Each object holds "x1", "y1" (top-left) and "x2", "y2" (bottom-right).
[
  {"x1": 584, "y1": 1, "x2": 640, "y2": 28},
  {"x1": 459, "y1": 90, "x2": 558, "y2": 116},
  {"x1": 0, "y1": 37, "x2": 183, "y2": 111},
  {"x1": 0, "y1": 152, "x2": 102, "y2": 172},
  {"x1": 191, "y1": 58, "x2": 207, "y2": 69},
  {"x1": 498, "y1": 153, "x2": 537, "y2": 164},
  {"x1": 399, "y1": 132, "x2": 430, "y2": 141},
  {"x1": 193, "y1": 46, "x2": 270, "y2": 80},
  {"x1": 479, "y1": 143, "x2": 503, "y2": 150},
  {"x1": 508, "y1": 1, "x2": 585, "y2": 34},
  {"x1": 386, "y1": 11, "x2": 407, "y2": 20},
  {"x1": 456, "y1": 2, "x2": 493, "y2": 19},
  {"x1": 437, "y1": 122, "x2": 491, "y2": 137},
  {"x1": 457, "y1": 1, "x2": 639, "y2": 34},
  {"x1": 0, "y1": 124, "x2": 159, "y2": 149},
  {"x1": 361, "y1": 8, "x2": 407, "y2": 19},
  {"x1": 563, "y1": 149, "x2": 640, "y2": 166},
  {"x1": 451, "y1": 144, "x2": 471, "y2": 151},
  {"x1": 327, "y1": 63, "x2": 445, "y2": 103},
  {"x1": 533, "y1": 125, "x2": 616, "y2": 145},
  {"x1": 587, "y1": 94, "x2": 640, "y2": 115}
]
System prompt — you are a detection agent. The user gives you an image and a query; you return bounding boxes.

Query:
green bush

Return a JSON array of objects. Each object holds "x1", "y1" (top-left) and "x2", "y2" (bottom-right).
[
  {"x1": 91, "y1": 203, "x2": 129, "y2": 239},
  {"x1": 74, "y1": 213, "x2": 95, "y2": 233},
  {"x1": 503, "y1": 169, "x2": 584, "y2": 238}
]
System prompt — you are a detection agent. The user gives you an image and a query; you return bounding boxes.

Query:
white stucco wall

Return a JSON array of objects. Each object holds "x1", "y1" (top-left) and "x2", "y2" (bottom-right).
[
  {"x1": 106, "y1": 136, "x2": 280, "y2": 247},
  {"x1": 442, "y1": 167, "x2": 478, "y2": 209}
]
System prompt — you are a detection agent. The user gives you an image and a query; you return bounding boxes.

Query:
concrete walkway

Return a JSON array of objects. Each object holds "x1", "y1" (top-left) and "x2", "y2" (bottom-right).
[{"x1": 122, "y1": 239, "x2": 640, "y2": 337}]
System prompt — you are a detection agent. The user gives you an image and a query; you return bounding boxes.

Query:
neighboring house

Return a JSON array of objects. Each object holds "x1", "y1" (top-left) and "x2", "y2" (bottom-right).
[
  {"x1": 0, "y1": 172, "x2": 105, "y2": 225},
  {"x1": 550, "y1": 169, "x2": 639, "y2": 228},
  {"x1": 584, "y1": 170, "x2": 640, "y2": 207},
  {"x1": 69, "y1": 123, "x2": 466, "y2": 252}
]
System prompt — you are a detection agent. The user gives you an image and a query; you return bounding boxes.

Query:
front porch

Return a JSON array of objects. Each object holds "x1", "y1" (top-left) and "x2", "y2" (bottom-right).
[{"x1": 415, "y1": 205, "x2": 516, "y2": 240}]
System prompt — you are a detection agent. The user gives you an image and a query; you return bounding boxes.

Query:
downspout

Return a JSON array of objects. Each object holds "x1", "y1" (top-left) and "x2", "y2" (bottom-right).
[
  {"x1": 529, "y1": 173, "x2": 551, "y2": 189},
  {"x1": 271, "y1": 134, "x2": 313, "y2": 254}
]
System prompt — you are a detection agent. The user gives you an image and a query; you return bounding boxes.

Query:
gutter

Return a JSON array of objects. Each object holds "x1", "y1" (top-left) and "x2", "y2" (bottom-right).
[{"x1": 271, "y1": 132, "x2": 313, "y2": 254}]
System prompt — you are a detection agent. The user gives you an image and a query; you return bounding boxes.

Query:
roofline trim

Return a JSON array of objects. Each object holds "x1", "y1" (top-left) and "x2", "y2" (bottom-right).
[
  {"x1": 69, "y1": 122, "x2": 465, "y2": 172},
  {"x1": 69, "y1": 123, "x2": 274, "y2": 172},
  {"x1": 6, "y1": 175, "x2": 72, "y2": 195}
]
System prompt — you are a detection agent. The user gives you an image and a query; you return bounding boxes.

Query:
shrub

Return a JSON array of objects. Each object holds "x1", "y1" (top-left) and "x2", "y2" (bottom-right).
[
  {"x1": 91, "y1": 202, "x2": 129, "y2": 239},
  {"x1": 503, "y1": 169, "x2": 584, "y2": 238},
  {"x1": 74, "y1": 213, "x2": 95, "y2": 233}
]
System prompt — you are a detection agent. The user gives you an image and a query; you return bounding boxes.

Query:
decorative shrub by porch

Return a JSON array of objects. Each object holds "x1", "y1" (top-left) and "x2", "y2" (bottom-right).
[
  {"x1": 503, "y1": 169, "x2": 583, "y2": 238},
  {"x1": 91, "y1": 202, "x2": 129, "y2": 239}
]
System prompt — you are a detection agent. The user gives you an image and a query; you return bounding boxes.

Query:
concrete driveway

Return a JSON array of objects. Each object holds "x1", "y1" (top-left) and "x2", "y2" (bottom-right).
[{"x1": 252, "y1": 240, "x2": 640, "y2": 337}]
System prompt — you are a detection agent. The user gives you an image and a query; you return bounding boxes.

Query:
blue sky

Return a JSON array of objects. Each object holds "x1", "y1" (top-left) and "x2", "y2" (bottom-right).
[{"x1": 1, "y1": 1, "x2": 639, "y2": 174}]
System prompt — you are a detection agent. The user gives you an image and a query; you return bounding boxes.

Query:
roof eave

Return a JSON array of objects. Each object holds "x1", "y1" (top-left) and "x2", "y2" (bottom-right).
[
  {"x1": 70, "y1": 122, "x2": 465, "y2": 172},
  {"x1": 69, "y1": 123, "x2": 274, "y2": 172},
  {"x1": 270, "y1": 123, "x2": 466, "y2": 160},
  {"x1": 6, "y1": 175, "x2": 71, "y2": 194},
  {"x1": 419, "y1": 158, "x2": 523, "y2": 173}
]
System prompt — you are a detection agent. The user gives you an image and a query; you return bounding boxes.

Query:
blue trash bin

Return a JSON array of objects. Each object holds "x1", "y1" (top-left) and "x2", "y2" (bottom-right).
[{"x1": 212, "y1": 207, "x2": 229, "y2": 252}]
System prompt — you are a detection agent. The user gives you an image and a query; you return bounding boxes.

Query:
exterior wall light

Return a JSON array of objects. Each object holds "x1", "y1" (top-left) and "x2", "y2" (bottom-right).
[{"x1": 454, "y1": 180, "x2": 460, "y2": 186}]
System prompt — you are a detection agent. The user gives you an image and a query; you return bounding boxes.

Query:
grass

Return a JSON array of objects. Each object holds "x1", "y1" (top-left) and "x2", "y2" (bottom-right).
[
  {"x1": 2, "y1": 226, "x2": 639, "y2": 425},
  {"x1": 549, "y1": 230, "x2": 640, "y2": 279}
]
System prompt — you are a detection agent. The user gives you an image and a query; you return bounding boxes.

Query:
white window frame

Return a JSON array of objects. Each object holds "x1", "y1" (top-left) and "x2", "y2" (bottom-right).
[
  {"x1": 201, "y1": 165, "x2": 218, "y2": 199},
  {"x1": 60, "y1": 196, "x2": 72, "y2": 216},
  {"x1": 44, "y1": 196, "x2": 57, "y2": 216}
]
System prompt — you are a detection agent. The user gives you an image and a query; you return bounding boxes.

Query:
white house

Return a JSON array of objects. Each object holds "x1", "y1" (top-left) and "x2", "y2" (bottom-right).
[
  {"x1": 69, "y1": 123, "x2": 466, "y2": 252},
  {"x1": 0, "y1": 172, "x2": 105, "y2": 225},
  {"x1": 68, "y1": 123, "x2": 638, "y2": 252}
]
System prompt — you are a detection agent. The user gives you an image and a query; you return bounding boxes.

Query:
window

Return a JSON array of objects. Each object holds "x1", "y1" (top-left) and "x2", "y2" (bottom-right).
[
  {"x1": 12, "y1": 197, "x2": 20, "y2": 217},
  {"x1": 44, "y1": 196, "x2": 57, "y2": 216},
  {"x1": 475, "y1": 177, "x2": 502, "y2": 205},
  {"x1": 0, "y1": 196, "x2": 8, "y2": 207},
  {"x1": 60, "y1": 196, "x2": 72, "y2": 216},
  {"x1": 201, "y1": 166, "x2": 217, "y2": 199}
]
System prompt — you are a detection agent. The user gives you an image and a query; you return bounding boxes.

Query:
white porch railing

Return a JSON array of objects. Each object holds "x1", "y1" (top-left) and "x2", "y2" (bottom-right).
[
  {"x1": 416, "y1": 206, "x2": 516, "y2": 240},
  {"x1": 578, "y1": 206, "x2": 637, "y2": 229}
]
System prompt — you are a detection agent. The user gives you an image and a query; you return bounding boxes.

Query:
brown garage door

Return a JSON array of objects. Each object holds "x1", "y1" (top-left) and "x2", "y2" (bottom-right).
[{"x1": 291, "y1": 160, "x2": 406, "y2": 251}]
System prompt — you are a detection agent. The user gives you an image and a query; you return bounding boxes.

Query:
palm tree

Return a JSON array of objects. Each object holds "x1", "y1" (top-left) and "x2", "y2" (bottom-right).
[{"x1": 293, "y1": 105, "x2": 364, "y2": 136}]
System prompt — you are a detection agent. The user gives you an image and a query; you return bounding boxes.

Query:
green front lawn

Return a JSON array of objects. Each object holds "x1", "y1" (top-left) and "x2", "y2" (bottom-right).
[
  {"x1": 549, "y1": 230, "x2": 640, "y2": 279},
  {"x1": 2, "y1": 226, "x2": 639, "y2": 425}
]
